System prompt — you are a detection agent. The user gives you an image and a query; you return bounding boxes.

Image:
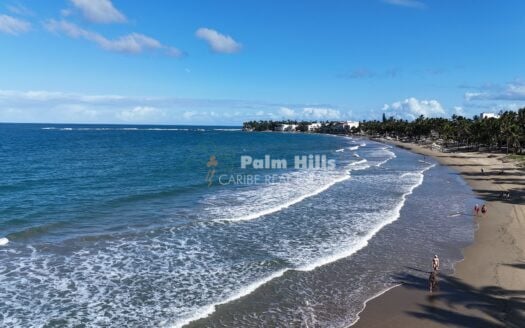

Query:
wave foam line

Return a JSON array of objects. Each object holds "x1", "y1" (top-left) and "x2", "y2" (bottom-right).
[
  {"x1": 336, "y1": 148, "x2": 345, "y2": 152},
  {"x1": 178, "y1": 163, "x2": 435, "y2": 328},
  {"x1": 376, "y1": 149, "x2": 397, "y2": 167},
  {"x1": 213, "y1": 128, "x2": 242, "y2": 131},
  {"x1": 41, "y1": 127, "x2": 195, "y2": 131},
  {"x1": 349, "y1": 283, "x2": 403, "y2": 327},
  {"x1": 217, "y1": 174, "x2": 351, "y2": 223},
  {"x1": 349, "y1": 146, "x2": 359, "y2": 151},
  {"x1": 0, "y1": 237, "x2": 9, "y2": 246},
  {"x1": 170, "y1": 269, "x2": 288, "y2": 328},
  {"x1": 178, "y1": 163, "x2": 435, "y2": 327},
  {"x1": 299, "y1": 163, "x2": 435, "y2": 272}
]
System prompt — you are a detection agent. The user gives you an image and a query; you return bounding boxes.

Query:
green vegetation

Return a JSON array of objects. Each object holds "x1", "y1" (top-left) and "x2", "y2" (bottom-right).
[
  {"x1": 243, "y1": 108, "x2": 524, "y2": 155},
  {"x1": 243, "y1": 120, "x2": 359, "y2": 134},
  {"x1": 360, "y1": 109, "x2": 525, "y2": 154}
]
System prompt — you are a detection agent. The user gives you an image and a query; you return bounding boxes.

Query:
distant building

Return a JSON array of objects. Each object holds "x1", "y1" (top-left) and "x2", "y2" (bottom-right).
[
  {"x1": 307, "y1": 122, "x2": 322, "y2": 132},
  {"x1": 480, "y1": 112, "x2": 500, "y2": 119},
  {"x1": 344, "y1": 121, "x2": 360, "y2": 129},
  {"x1": 335, "y1": 121, "x2": 360, "y2": 130},
  {"x1": 274, "y1": 124, "x2": 298, "y2": 132}
]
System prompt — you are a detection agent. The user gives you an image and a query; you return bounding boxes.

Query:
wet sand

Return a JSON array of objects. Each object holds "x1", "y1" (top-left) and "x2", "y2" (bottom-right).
[{"x1": 353, "y1": 140, "x2": 525, "y2": 328}]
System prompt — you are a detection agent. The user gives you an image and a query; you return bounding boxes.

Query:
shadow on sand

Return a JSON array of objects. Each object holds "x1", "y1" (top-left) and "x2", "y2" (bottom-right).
[{"x1": 393, "y1": 269, "x2": 525, "y2": 328}]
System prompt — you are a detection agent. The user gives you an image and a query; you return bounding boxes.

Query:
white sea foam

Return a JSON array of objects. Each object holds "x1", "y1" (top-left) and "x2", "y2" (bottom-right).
[
  {"x1": 0, "y1": 237, "x2": 9, "y2": 246},
  {"x1": 213, "y1": 128, "x2": 242, "y2": 131},
  {"x1": 41, "y1": 127, "x2": 195, "y2": 131},
  {"x1": 350, "y1": 159, "x2": 367, "y2": 166},
  {"x1": 216, "y1": 173, "x2": 352, "y2": 223},
  {"x1": 171, "y1": 269, "x2": 288, "y2": 328},
  {"x1": 181, "y1": 162, "x2": 436, "y2": 325},
  {"x1": 298, "y1": 163, "x2": 435, "y2": 272},
  {"x1": 336, "y1": 148, "x2": 345, "y2": 152},
  {"x1": 375, "y1": 149, "x2": 397, "y2": 167},
  {"x1": 349, "y1": 283, "x2": 402, "y2": 327},
  {"x1": 349, "y1": 146, "x2": 359, "y2": 151}
]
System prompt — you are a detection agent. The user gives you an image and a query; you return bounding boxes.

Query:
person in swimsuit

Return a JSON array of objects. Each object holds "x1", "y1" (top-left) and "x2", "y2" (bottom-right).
[
  {"x1": 432, "y1": 255, "x2": 440, "y2": 271},
  {"x1": 481, "y1": 204, "x2": 487, "y2": 214}
]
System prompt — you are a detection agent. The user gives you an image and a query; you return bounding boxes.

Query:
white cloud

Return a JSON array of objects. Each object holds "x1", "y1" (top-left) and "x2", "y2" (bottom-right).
[
  {"x1": 383, "y1": 0, "x2": 425, "y2": 9},
  {"x1": 453, "y1": 106, "x2": 465, "y2": 116},
  {"x1": 44, "y1": 20, "x2": 183, "y2": 57},
  {"x1": 465, "y1": 82, "x2": 525, "y2": 101},
  {"x1": 182, "y1": 111, "x2": 197, "y2": 119},
  {"x1": 0, "y1": 89, "x2": 348, "y2": 125},
  {"x1": 383, "y1": 97, "x2": 445, "y2": 119},
  {"x1": 116, "y1": 106, "x2": 164, "y2": 122},
  {"x1": 279, "y1": 107, "x2": 296, "y2": 117},
  {"x1": 302, "y1": 107, "x2": 341, "y2": 120},
  {"x1": 195, "y1": 27, "x2": 242, "y2": 54},
  {"x1": 0, "y1": 14, "x2": 31, "y2": 35},
  {"x1": 276, "y1": 107, "x2": 342, "y2": 120},
  {"x1": 69, "y1": 0, "x2": 126, "y2": 24}
]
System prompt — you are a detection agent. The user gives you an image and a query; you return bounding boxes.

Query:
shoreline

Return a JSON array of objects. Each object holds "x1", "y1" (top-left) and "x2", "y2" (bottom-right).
[{"x1": 352, "y1": 139, "x2": 525, "y2": 328}]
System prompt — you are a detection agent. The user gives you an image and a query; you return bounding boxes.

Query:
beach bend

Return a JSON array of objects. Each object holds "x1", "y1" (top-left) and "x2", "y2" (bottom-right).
[{"x1": 352, "y1": 139, "x2": 525, "y2": 328}]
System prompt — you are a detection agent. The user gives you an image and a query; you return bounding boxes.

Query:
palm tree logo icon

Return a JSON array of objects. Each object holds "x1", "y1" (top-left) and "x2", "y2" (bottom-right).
[{"x1": 205, "y1": 155, "x2": 218, "y2": 187}]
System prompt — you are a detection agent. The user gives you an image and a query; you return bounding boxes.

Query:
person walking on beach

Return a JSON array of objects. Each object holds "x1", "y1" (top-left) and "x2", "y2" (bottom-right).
[
  {"x1": 481, "y1": 204, "x2": 487, "y2": 215},
  {"x1": 474, "y1": 204, "x2": 480, "y2": 216},
  {"x1": 432, "y1": 255, "x2": 440, "y2": 271}
]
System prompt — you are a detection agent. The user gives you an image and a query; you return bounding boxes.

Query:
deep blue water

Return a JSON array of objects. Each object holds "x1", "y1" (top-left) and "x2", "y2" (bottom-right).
[{"x1": 0, "y1": 124, "x2": 476, "y2": 327}]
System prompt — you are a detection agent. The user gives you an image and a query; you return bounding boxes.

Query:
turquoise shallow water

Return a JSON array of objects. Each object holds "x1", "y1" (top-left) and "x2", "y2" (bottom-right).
[{"x1": 0, "y1": 124, "x2": 476, "y2": 327}]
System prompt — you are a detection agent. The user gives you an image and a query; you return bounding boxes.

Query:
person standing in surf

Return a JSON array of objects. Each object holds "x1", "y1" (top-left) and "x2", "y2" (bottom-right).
[{"x1": 432, "y1": 255, "x2": 440, "y2": 271}]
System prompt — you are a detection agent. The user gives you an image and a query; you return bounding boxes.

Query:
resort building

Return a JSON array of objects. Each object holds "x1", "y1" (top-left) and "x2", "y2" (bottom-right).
[
  {"x1": 334, "y1": 121, "x2": 360, "y2": 130},
  {"x1": 307, "y1": 123, "x2": 322, "y2": 132},
  {"x1": 274, "y1": 124, "x2": 298, "y2": 132},
  {"x1": 344, "y1": 121, "x2": 360, "y2": 129},
  {"x1": 480, "y1": 112, "x2": 500, "y2": 119}
]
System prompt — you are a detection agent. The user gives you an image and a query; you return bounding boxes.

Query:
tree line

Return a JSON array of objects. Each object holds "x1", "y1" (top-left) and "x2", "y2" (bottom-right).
[
  {"x1": 361, "y1": 109, "x2": 524, "y2": 154},
  {"x1": 242, "y1": 120, "x2": 357, "y2": 134},
  {"x1": 243, "y1": 108, "x2": 524, "y2": 154}
]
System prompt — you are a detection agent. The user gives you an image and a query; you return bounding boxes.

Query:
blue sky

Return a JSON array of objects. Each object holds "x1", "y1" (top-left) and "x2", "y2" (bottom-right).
[{"x1": 0, "y1": 0, "x2": 524, "y2": 125}]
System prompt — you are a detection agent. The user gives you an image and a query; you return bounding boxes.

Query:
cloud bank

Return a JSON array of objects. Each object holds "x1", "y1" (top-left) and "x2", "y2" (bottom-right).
[
  {"x1": 0, "y1": 89, "x2": 345, "y2": 125},
  {"x1": 465, "y1": 82, "x2": 525, "y2": 101},
  {"x1": 382, "y1": 97, "x2": 445, "y2": 120}
]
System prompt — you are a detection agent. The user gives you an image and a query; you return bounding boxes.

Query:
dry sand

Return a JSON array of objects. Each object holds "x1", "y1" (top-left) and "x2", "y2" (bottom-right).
[{"x1": 352, "y1": 140, "x2": 525, "y2": 328}]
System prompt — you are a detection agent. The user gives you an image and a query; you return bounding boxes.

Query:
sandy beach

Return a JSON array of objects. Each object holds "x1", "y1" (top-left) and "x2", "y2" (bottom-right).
[{"x1": 353, "y1": 140, "x2": 525, "y2": 328}]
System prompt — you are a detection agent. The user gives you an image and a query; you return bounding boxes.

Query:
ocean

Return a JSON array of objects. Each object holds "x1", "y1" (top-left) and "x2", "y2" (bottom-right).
[{"x1": 0, "y1": 124, "x2": 477, "y2": 327}]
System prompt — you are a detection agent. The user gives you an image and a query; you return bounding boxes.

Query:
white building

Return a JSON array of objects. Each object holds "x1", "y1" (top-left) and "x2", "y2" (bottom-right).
[
  {"x1": 275, "y1": 124, "x2": 298, "y2": 132},
  {"x1": 480, "y1": 112, "x2": 500, "y2": 119},
  {"x1": 335, "y1": 121, "x2": 360, "y2": 130},
  {"x1": 344, "y1": 121, "x2": 360, "y2": 129},
  {"x1": 307, "y1": 122, "x2": 322, "y2": 132}
]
